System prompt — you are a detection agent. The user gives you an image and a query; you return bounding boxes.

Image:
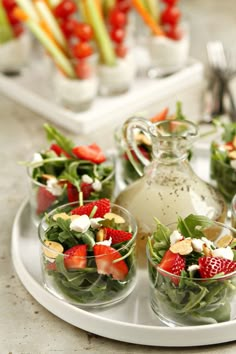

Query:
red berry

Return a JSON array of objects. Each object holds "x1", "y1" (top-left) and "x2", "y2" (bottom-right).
[
  {"x1": 75, "y1": 60, "x2": 92, "y2": 79},
  {"x1": 64, "y1": 245, "x2": 87, "y2": 270},
  {"x1": 60, "y1": 18, "x2": 77, "y2": 38},
  {"x1": 67, "y1": 182, "x2": 78, "y2": 203},
  {"x1": 36, "y1": 186, "x2": 56, "y2": 215},
  {"x1": 72, "y1": 42, "x2": 93, "y2": 59},
  {"x1": 161, "y1": 6, "x2": 181, "y2": 26},
  {"x1": 72, "y1": 143, "x2": 106, "y2": 164},
  {"x1": 165, "y1": 25, "x2": 183, "y2": 40},
  {"x1": 12, "y1": 23, "x2": 24, "y2": 37},
  {"x1": 73, "y1": 23, "x2": 93, "y2": 42},
  {"x1": 109, "y1": 9, "x2": 127, "y2": 28},
  {"x1": 71, "y1": 199, "x2": 111, "y2": 218},
  {"x1": 116, "y1": 0, "x2": 131, "y2": 13},
  {"x1": 54, "y1": 0, "x2": 77, "y2": 19},
  {"x1": 2, "y1": 0, "x2": 16, "y2": 11},
  {"x1": 110, "y1": 28, "x2": 125, "y2": 44},
  {"x1": 199, "y1": 257, "x2": 236, "y2": 278},
  {"x1": 162, "y1": 0, "x2": 179, "y2": 5},
  {"x1": 104, "y1": 228, "x2": 132, "y2": 244},
  {"x1": 115, "y1": 44, "x2": 127, "y2": 58}
]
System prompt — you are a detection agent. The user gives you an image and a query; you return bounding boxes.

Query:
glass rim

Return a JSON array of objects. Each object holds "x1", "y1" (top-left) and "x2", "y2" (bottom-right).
[
  {"x1": 38, "y1": 201, "x2": 138, "y2": 258},
  {"x1": 150, "y1": 119, "x2": 198, "y2": 138},
  {"x1": 146, "y1": 220, "x2": 236, "y2": 281},
  {"x1": 232, "y1": 194, "x2": 236, "y2": 216}
]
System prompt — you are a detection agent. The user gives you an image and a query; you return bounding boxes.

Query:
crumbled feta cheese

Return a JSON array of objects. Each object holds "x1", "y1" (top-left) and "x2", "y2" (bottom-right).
[
  {"x1": 170, "y1": 230, "x2": 183, "y2": 245},
  {"x1": 90, "y1": 217, "x2": 104, "y2": 229},
  {"x1": 191, "y1": 238, "x2": 205, "y2": 253},
  {"x1": 201, "y1": 237, "x2": 215, "y2": 250},
  {"x1": 230, "y1": 160, "x2": 236, "y2": 170},
  {"x1": 96, "y1": 237, "x2": 112, "y2": 246},
  {"x1": 82, "y1": 174, "x2": 93, "y2": 184},
  {"x1": 188, "y1": 264, "x2": 200, "y2": 272},
  {"x1": 70, "y1": 214, "x2": 90, "y2": 233},
  {"x1": 92, "y1": 179, "x2": 102, "y2": 192},
  {"x1": 212, "y1": 246, "x2": 234, "y2": 261},
  {"x1": 32, "y1": 152, "x2": 43, "y2": 163},
  {"x1": 46, "y1": 178, "x2": 63, "y2": 196}
]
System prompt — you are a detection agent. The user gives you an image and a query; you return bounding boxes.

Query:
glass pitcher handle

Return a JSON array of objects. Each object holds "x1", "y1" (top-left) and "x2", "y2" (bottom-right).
[{"x1": 123, "y1": 117, "x2": 153, "y2": 177}]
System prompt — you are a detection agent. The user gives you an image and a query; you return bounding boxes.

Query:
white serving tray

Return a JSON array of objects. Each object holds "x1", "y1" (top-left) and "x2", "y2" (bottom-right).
[
  {"x1": 0, "y1": 54, "x2": 204, "y2": 134},
  {"x1": 12, "y1": 199, "x2": 236, "y2": 347}
]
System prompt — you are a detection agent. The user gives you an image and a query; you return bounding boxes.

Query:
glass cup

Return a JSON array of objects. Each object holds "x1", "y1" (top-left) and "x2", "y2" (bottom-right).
[
  {"x1": 27, "y1": 155, "x2": 115, "y2": 226},
  {"x1": 147, "y1": 221, "x2": 236, "y2": 326},
  {"x1": 232, "y1": 194, "x2": 236, "y2": 228},
  {"x1": 38, "y1": 201, "x2": 137, "y2": 308}
]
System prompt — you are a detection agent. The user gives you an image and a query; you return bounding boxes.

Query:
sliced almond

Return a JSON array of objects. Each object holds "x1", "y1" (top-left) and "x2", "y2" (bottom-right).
[
  {"x1": 170, "y1": 239, "x2": 193, "y2": 255},
  {"x1": 233, "y1": 136, "x2": 236, "y2": 149},
  {"x1": 53, "y1": 212, "x2": 71, "y2": 221},
  {"x1": 203, "y1": 244, "x2": 212, "y2": 257},
  {"x1": 215, "y1": 234, "x2": 233, "y2": 248},
  {"x1": 134, "y1": 133, "x2": 151, "y2": 146},
  {"x1": 43, "y1": 240, "x2": 64, "y2": 258},
  {"x1": 228, "y1": 151, "x2": 236, "y2": 160},
  {"x1": 96, "y1": 228, "x2": 106, "y2": 242},
  {"x1": 42, "y1": 174, "x2": 55, "y2": 180},
  {"x1": 104, "y1": 212, "x2": 125, "y2": 224}
]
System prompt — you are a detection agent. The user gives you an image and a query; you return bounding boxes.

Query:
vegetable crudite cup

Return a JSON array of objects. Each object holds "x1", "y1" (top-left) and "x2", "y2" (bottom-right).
[
  {"x1": 38, "y1": 198, "x2": 137, "y2": 307},
  {"x1": 147, "y1": 214, "x2": 236, "y2": 326},
  {"x1": 23, "y1": 124, "x2": 115, "y2": 226}
]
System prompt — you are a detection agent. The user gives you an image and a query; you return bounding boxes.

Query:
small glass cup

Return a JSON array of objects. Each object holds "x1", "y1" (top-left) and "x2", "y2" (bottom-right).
[
  {"x1": 53, "y1": 57, "x2": 98, "y2": 111},
  {"x1": 27, "y1": 156, "x2": 115, "y2": 226},
  {"x1": 232, "y1": 194, "x2": 236, "y2": 228},
  {"x1": 0, "y1": 31, "x2": 31, "y2": 74},
  {"x1": 147, "y1": 221, "x2": 236, "y2": 326},
  {"x1": 38, "y1": 201, "x2": 137, "y2": 308},
  {"x1": 98, "y1": 52, "x2": 137, "y2": 96}
]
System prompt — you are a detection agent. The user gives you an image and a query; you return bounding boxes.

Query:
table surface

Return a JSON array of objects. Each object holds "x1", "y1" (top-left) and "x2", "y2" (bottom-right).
[{"x1": 1, "y1": 0, "x2": 236, "y2": 352}]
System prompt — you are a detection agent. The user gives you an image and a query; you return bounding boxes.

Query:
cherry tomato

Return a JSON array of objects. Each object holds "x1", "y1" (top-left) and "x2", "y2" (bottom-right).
[
  {"x1": 108, "y1": 9, "x2": 127, "y2": 28},
  {"x1": 73, "y1": 23, "x2": 93, "y2": 42},
  {"x1": 165, "y1": 25, "x2": 183, "y2": 40},
  {"x1": 161, "y1": 6, "x2": 181, "y2": 26},
  {"x1": 2, "y1": 0, "x2": 16, "y2": 11},
  {"x1": 110, "y1": 28, "x2": 125, "y2": 44},
  {"x1": 115, "y1": 44, "x2": 128, "y2": 58},
  {"x1": 162, "y1": 0, "x2": 179, "y2": 5},
  {"x1": 54, "y1": 0, "x2": 77, "y2": 19},
  {"x1": 7, "y1": 10, "x2": 20, "y2": 25},
  {"x1": 60, "y1": 18, "x2": 77, "y2": 38},
  {"x1": 75, "y1": 60, "x2": 92, "y2": 79},
  {"x1": 12, "y1": 23, "x2": 24, "y2": 37},
  {"x1": 116, "y1": 0, "x2": 132, "y2": 13},
  {"x1": 72, "y1": 42, "x2": 93, "y2": 59}
]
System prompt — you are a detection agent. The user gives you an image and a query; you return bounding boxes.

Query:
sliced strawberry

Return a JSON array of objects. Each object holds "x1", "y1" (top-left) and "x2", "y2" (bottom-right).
[
  {"x1": 123, "y1": 146, "x2": 150, "y2": 162},
  {"x1": 104, "y1": 228, "x2": 132, "y2": 244},
  {"x1": 80, "y1": 182, "x2": 93, "y2": 200},
  {"x1": 71, "y1": 198, "x2": 110, "y2": 218},
  {"x1": 199, "y1": 257, "x2": 236, "y2": 278},
  {"x1": 64, "y1": 244, "x2": 87, "y2": 270},
  {"x1": 50, "y1": 143, "x2": 71, "y2": 158},
  {"x1": 72, "y1": 143, "x2": 106, "y2": 164},
  {"x1": 159, "y1": 249, "x2": 185, "y2": 284},
  {"x1": 67, "y1": 182, "x2": 78, "y2": 203},
  {"x1": 93, "y1": 244, "x2": 129, "y2": 280},
  {"x1": 150, "y1": 107, "x2": 169, "y2": 123},
  {"x1": 36, "y1": 186, "x2": 56, "y2": 215}
]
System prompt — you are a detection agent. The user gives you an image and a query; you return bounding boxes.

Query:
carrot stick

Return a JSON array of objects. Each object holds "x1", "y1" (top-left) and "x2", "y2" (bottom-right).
[
  {"x1": 132, "y1": 0, "x2": 164, "y2": 36},
  {"x1": 150, "y1": 107, "x2": 169, "y2": 123},
  {"x1": 12, "y1": 7, "x2": 28, "y2": 22}
]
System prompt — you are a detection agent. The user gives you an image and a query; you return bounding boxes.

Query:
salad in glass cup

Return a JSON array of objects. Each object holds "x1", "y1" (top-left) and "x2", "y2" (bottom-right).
[
  {"x1": 38, "y1": 198, "x2": 137, "y2": 307},
  {"x1": 147, "y1": 214, "x2": 236, "y2": 326},
  {"x1": 23, "y1": 124, "x2": 115, "y2": 225}
]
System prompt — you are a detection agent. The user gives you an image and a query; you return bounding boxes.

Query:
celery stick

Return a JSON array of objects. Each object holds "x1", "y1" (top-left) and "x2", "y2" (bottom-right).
[
  {"x1": 0, "y1": 1, "x2": 13, "y2": 43},
  {"x1": 85, "y1": 0, "x2": 116, "y2": 66},
  {"x1": 16, "y1": 0, "x2": 40, "y2": 21},
  {"x1": 27, "y1": 19, "x2": 76, "y2": 78},
  {"x1": 35, "y1": 1, "x2": 68, "y2": 52}
]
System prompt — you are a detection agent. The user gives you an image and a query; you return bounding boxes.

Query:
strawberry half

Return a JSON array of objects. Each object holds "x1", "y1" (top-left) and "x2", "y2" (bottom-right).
[
  {"x1": 80, "y1": 181, "x2": 93, "y2": 200},
  {"x1": 50, "y1": 143, "x2": 71, "y2": 158},
  {"x1": 71, "y1": 198, "x2": 110, "y2": 218},
  {"x1": 104, "y1": 228, "x2": 132, "y2": 244},
  {"x1": 198, "y1": 257, "x2": 236, "y2": 278},
  {"x1": 93, "y1": 244, "x2": 129, "y2": 280},
  {"x1": 67, "y1": 182, "x2": 78, "y2": 203},
  {"x1": 159, "y1": 249, "x2": 185, "y2": 284},
  {"x1": 72, "y1": 143, "x2": 106, "y2": 164},
  {"x1": 36, "y1": 186, "x2": 56, "y2": 215},
  {"x1": 64, "y1": 244, "x2": 87, "y2": 270}
]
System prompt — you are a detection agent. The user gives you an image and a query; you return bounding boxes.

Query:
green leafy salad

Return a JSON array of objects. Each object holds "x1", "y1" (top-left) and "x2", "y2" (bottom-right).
[
  {"x1": 147, "y1": 215, "x2": 236, "y2": 325},
  {"x1": 24, "y1": 124, "x2": 115, "y2": 217},
  {"x1": 40, "y1": 198, "x2": 137, "y2": 306}
]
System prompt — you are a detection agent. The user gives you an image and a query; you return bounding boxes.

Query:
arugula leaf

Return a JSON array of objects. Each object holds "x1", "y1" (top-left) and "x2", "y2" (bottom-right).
[
  {"x1": 44, "y1": 123, "x2": 75, "y2": 155},
  {"x1": 175, "y1": 101, "x2": 187, "y2": 120},
  {"x1": 151, "y1": 218, "x2": 171, "y2": 262},
  {"x1": 221, "y1": 122, "x2": 236, "y2": 143},
  {"x1": 177, "y1": 214, "x2": 214, "y2": 239}
]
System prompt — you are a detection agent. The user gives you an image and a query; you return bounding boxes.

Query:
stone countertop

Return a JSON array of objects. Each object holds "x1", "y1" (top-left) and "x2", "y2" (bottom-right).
[{"x1": 1, "y1": 0, "x2": 236, "y2": 352}]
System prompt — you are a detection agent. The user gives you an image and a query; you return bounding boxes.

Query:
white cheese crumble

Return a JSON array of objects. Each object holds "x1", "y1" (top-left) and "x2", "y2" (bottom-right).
[
  {"x1": 70, "y1": 214, "x2": 90, "y2": 233},
  {"x1": 32, "y1": 152, "x2": 43, "y2": 163},
  {"x1": 191, "y1": 238, "x2": 205, "y2": 253},
  {"x1": 188, "y1": 264, "x2": 200, "y2": 272},
  {"x1": 96, "y1": 237, "x2": 112, "y2": 246},
  {"x1": 82, "y1": 174, "x2": 93, "y2": 184},
  {"x1": 46, "y1": 178, "x2": 63, "y2": 196},
  {"x1": 92, "y1": 179, "x2": 102, "y2": 192},
  {"x1": 170, "y1": 230, "x2": 183, "y2": 245},
  {"x1": 212, "y1": 246, "x2": 234, "y2": 261},
  {"x1": 90, "y1": 218, "x2": 104, "y2": 229}
]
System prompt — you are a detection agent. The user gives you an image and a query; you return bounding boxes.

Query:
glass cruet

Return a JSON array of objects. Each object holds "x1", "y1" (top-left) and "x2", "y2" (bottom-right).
[{"x1": 115, "y1": 117, "x2": 227, "y2": 267}]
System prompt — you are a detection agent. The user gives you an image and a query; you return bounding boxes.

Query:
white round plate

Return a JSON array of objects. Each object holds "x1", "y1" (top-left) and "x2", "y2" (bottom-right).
[{"x1": 11, "y1": 200, "x2": 236, "y2": 347}]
